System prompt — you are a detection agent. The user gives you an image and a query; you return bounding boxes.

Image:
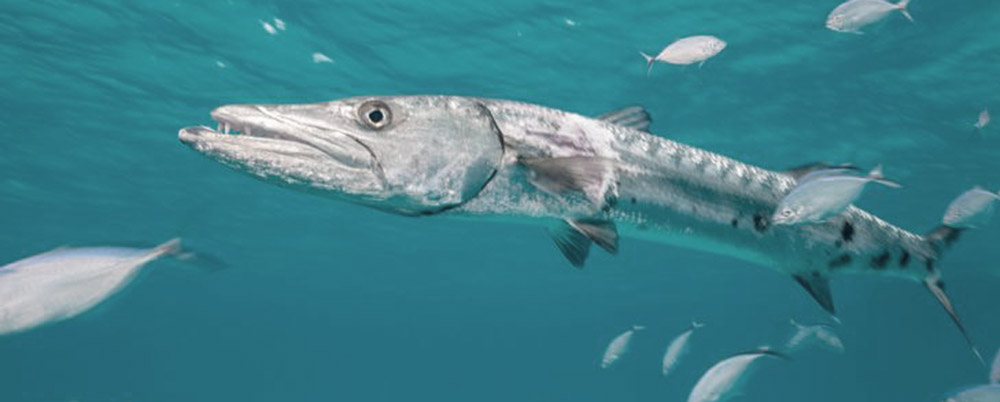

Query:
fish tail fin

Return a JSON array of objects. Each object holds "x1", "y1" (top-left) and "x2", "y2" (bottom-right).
[
  {"x1": 632, "y1": 325, "x2": 646, "y2": 331},
  {"x1": 155, "y1": 238, "x2": 229, "y2": 272},
  {"x1": 153, "y1": 238, "x2": 182, "y2": 256},
  {"x1": 868, "y1": 164, "x2": 902, "y2": 188},
  {"x1": 897, "y1": 0, "x2": 914, "y2": 22},
  {"x1": 691, "y1": 321, "x2": 705, "y2": 329},
  {"x1": 640, "y1": 52, "x2": 655, "y2": 76},
  {"x1": 922, "y1": 224, "x2": 986, "y2": 367}
]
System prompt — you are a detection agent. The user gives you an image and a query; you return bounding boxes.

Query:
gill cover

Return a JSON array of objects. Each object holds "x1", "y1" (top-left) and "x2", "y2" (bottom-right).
[{"x1": 355, "y1": 97, "x2": 505, "y2": 215}]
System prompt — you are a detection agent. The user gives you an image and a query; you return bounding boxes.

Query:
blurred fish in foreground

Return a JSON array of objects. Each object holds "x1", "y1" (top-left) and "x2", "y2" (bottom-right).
[
  {"x1": 772, "y1": 165, "x2": 900, "y2": 225},
  {"x1": 0, "y1": 239, "x2": 181, "y2": 336},
  {"x1": 687, "y1": 348, "x2": 788, "y2": 402},
  {"x1": 941, "y1": 348, "x2": 1000, "y2": 401}
]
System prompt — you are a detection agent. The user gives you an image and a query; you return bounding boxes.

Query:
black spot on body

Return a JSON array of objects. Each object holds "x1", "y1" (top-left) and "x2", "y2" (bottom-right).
[
  {"x1": 925, "y1": 259, "x2": 936, "y2": 273},
  {"x1": 899, "y1": 251, "x2": 910, "y2": 268},
  {"x1": 752, "y1": 214, "x2": 767, "y2": 232},
  {"x1": 828, "y1": 254, "x2": 852, "y2": 269},
  {"x1": 840, "y1": 222, "x2": 855, "y2": 242},
  {"x1": 730, "y1": 219, "x2": 738, "y2": 228},
  {"x1": 630, "y1": 197, "x2": 637, "y2": 205},
  {"x1": 870, "y1": 250, "x2": 890, "y2": 269}
]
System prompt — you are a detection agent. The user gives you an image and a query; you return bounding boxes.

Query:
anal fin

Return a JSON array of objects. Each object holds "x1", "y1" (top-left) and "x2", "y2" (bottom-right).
[
  {"x1": 549, "y1": 218, "x2": 620, "y2": 267},
  {"x1": 568, "y1": 218, "x2": 619, "y2": 254},
  {"x1": 793, "y1": 273, "x2": 836, "y2": 316}
]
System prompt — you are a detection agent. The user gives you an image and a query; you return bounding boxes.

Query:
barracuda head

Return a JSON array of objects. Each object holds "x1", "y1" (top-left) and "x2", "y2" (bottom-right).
[{"x1": 179, "y1": 96, "x2": 505, "y2": 215}]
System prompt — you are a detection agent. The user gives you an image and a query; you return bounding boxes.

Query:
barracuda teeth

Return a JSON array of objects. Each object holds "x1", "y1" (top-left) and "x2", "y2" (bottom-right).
[
  {"x1": 224, "y1": 123, "x2": 230, "y2": 134},
  {"x1": 217, "y1": 123, "x2": 221, "y2": 132},
  {"x1": 245, "y1": 127, "x2": 252, "y2": 136}
]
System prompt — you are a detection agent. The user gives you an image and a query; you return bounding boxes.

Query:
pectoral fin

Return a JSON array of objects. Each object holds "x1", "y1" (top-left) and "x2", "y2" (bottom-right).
[
  {"x1": 522, "y1": 157, "x2": 618, "y2": 209},
  {"x1": 596, "y1": 106, "x2": 651, "y2": 132},
  {"x1": 793, "y1": 273, "x2": 836, "y2": 316},
  {"x1": 548, "y1": 218, "x2": 620, "y2": 267}
]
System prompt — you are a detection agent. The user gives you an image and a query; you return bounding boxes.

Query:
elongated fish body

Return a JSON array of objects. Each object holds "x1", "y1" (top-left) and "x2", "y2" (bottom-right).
[
  {"x1": 687, "y1": 350, "x2": 785, "y2": 402},
  {"x1": 601, "y1": 325, "x2": 644, "y2": 369},
  {"x1": 0, "y1": 239, "x2": 179, "y2": 335},
  {"x1": 663, "y1": 322, "x2": 703, "y2": 377},
  {"x1": 178, "y1": 96, "x2": 985, "y2": 361},
  {"x1": 826, "y1": 0, "x2": 912, "y2": 34},
  {"x1": 944, "y1": 385, "x2": 1000, "y2": 402},
  {"x1": 991, "y1": 347, "x2": 1000, "y2": 385},
  {"x1": 943, "y1": 187, "x2": 1000, "y2": 229}
]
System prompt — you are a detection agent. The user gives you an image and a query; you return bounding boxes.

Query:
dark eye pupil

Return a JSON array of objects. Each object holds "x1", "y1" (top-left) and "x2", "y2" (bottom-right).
[{"x1": 368, "y1": 109, "x2": 384, "y2": 123}]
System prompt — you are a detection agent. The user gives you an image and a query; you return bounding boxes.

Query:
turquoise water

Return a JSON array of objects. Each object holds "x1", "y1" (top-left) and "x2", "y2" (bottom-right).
[{"x1": 2, "y1": 0, "x2": 1000, "y2": 401}]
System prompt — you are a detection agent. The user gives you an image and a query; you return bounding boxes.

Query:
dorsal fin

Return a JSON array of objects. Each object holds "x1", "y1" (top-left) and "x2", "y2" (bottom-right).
[
  {"x1": 596, "y1": 106, "x2": 651, "y2": 132},
  {"x1": 793, "y1": 273, "x2": 836, "y2": 316},
  {"x1": 521, "y1": 157, "x2": 618, "y2": 210}
]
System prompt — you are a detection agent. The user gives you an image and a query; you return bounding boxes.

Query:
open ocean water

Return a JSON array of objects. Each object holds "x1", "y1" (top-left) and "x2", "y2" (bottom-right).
[{"x1": 2, "y1": 0, "x2": 1000, "y2": 401}]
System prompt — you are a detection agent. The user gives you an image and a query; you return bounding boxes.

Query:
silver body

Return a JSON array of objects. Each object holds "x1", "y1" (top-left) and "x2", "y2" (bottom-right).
[
  {"x1": 687, "y1": 351, "x2": 778, "y2": 402},
  {"x1": 601, "y1": 325, "x2": 643, "y2": 369},
  {"x1": 0, "y1": 239, "x2": 178, "y2": 335},
  {"x1": 944, "y1": 385, "x2": 1000, "y2": 402},
  {"x1": 943, "y1": 187, "x2": 1000, "y2": 229},
  {"x1": 662, "y1": 322, "x2": 702, "y2": 377},
  {"x1": 826, "y1": 0, "x2": 907, "y2": 33},
  {"x1": 178, "y1": 96, "x2": 962, "y2": 328}
]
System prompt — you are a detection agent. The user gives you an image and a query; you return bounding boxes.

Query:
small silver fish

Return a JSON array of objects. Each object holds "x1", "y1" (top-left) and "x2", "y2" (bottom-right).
[
  {"x1": 942, "y1": 186, "x2": 1000, "y2": 229},
  {"x1": 640, "y1": 35, "x2": 726, "y2": 75},
  {"x1": 943, "y1": 385, "x2": 1000, "y2": 402},
  {"x1": 600, "y1": 325, "x2": 644, "y2": 369},
  {"x1": 772, "y1": 165, "x2": 901, "y2": 225},
  {"x1": 826, "y1": 0, "x2": 913, "y2": 34},
  {"x1": 687, "y1": 349, "x2": 787, "y2": 402},
  {"x1": 0, "y1": 239, "x2": 180, "y2": 335},
  {"x1": 975, "y1": 108, "x2": 990, "y2": 130},
  {"x1": 662, "y1": 322, "x2": 704, "y2": 377},
  {"x1": 786, "y1": 319, "x2": 845, "y2": 353}
]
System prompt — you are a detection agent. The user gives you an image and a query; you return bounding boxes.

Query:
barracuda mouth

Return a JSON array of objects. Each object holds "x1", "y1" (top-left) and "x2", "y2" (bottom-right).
[{"x1": 178, "y1": 104, "x2": 386, "y2": 194}]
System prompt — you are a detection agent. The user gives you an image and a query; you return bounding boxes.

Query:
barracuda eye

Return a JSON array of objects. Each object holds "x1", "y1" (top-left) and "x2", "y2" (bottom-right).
[{"x1": 358, "y1": 100, "x2": 392, "y2": 130}]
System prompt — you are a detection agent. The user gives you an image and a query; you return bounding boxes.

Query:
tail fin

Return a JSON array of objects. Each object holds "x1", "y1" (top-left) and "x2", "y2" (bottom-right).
[
  {"x1": 897, "y1": 0, "x2": 914, "y2": 23},
  {"x1": 691, "y1": 321, "x2": 705, "y2": 329},
  {"x1": 924, "y1": 273, "x2": 986, "y2": 367},
  {"x1": 153, "y1": 238, "x2": 182, "y2": 256},
  {"x1": 640, "y1": 52, "x2": 655, "y2": 76},
  {"x1": 868, "y1": 164, "x2": 902, "y2": 188},
  {"x1": 154, "y1": 238, "x2": 228, "y2": 272},
  {"x1": 923, "y1": 225, "x2": 985, "y2": 367},
  {"x1": 632, "y1": 325, "x2": 647, "y2": 331}
]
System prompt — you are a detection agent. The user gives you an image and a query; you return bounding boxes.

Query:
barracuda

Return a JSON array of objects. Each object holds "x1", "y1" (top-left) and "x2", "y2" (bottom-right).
[{"x1": 178, "y1": 96, "x2": 983, "y2": 363}]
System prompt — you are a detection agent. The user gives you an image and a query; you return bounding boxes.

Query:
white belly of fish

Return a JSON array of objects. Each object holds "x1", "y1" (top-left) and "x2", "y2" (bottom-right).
[{"x1": 0, "y1": 250, "x2": 160, "y2": 335}]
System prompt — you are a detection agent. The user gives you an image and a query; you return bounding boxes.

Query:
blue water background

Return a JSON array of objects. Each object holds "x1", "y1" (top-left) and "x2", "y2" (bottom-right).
[{"x1": 2, "y1": 0, "x2": 1000, "y2": 401}]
